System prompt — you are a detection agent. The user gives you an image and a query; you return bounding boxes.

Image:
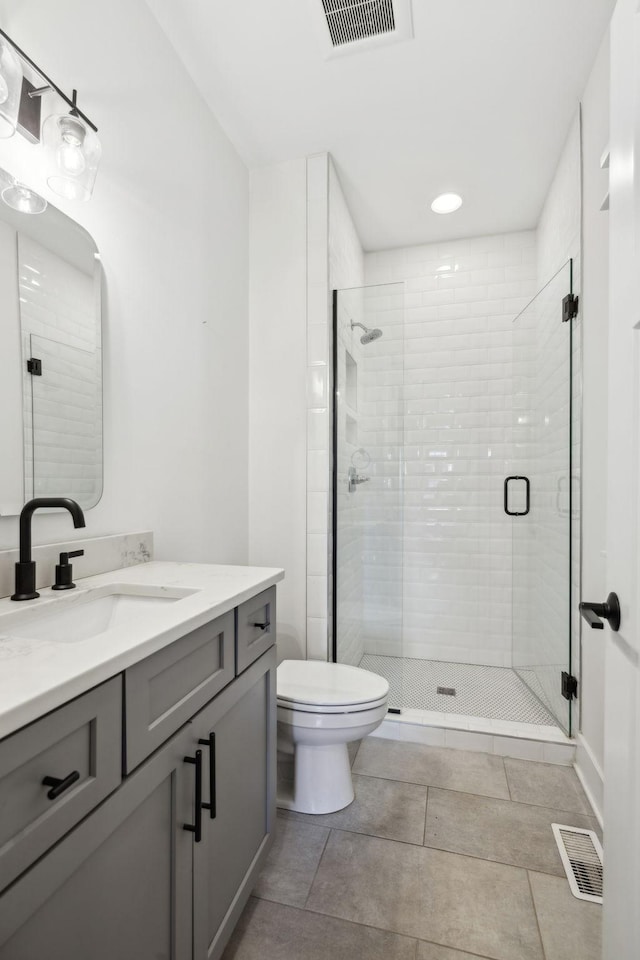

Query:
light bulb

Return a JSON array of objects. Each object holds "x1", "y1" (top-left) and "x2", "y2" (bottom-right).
[
  {"x1": 56, "y1": 140, "x2": 87, "y2": 176},
  {"x1": 1, "y1": 183, "x2": 47, "y2": 215}
]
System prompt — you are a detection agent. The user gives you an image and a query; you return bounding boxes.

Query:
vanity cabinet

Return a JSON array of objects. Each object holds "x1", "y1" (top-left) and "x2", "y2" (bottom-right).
[
  {"x1": 0, "y1": 589, "x2": 278, "y2": 960},
  {"x1": 0, "y1": 722, "x2": 194, "y2": 960},
  {"x1": 191, "y1": 648, "x2": 277, "y2": 960}
]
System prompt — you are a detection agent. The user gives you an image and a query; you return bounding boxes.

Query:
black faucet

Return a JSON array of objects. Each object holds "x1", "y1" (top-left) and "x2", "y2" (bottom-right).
[{"x1": 11, "y1": 498, "x2": 86, "y2": 601}]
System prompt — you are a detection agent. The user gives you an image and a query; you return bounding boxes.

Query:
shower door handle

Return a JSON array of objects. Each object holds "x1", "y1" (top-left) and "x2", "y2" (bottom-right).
[
  {"x1": 579, "y1": 593, "x2": 621, "y2": 632},
  {"x1": 504, "y1": 476, "x2": 530, "y2": 516}
]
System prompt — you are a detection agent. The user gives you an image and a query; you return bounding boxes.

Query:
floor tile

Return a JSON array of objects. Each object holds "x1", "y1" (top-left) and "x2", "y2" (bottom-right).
[
  {"x1": 529, "y1": 872, "x2": 602, "y2": 960},
  {"x1": 348, "y1": 740, "x2": 361, "y2": 766},
  {"x1": 353, "y1": 738, "x2": 510, "y2": 799},
  {"x1": 252, "y1": 817, "x2": 329, "y2": 907},
  {"x1": 417, "y1": 942, "x2": 488, "y2": 960},
  {"x1": 504, "y1": 759, "x2": 592, "y2": 814},
  {"x1": 281, "y1": 774, "x2": 427, "y2": 844},
  {"x1": 424, "y1": 788, "x2": 599, "y2": 875},
  {"x1": 222, "y1": 897, "x2": 417, "y2": 960},
  {"x1": 306, "y1": 829, "x2": 543, "y2": 960}
]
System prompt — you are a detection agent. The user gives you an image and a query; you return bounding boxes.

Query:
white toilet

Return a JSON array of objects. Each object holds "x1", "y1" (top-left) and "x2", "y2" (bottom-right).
[{"x1": 276, "y1": 659, "x2": 389, "y2": 814}]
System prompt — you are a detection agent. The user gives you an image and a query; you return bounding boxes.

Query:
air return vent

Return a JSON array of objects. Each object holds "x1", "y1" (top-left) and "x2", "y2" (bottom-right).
[
  {"x1": 552, "y1": 824, "x2": 603, "y2": 903},
  {"x1": 312, "y1": 0, "x2": 413, "y2": 58},
  {"x1": 322, "y1": 0, "x2": 394, "y2": 46}
]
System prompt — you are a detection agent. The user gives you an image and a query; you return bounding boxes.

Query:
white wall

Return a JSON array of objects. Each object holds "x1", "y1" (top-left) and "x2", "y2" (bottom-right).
[
  {"x1": 576, "y1": 30, "x2": 610, "y2": 816},
  {"x1": 0, "y1": 0, "x2": 250, "y2": 565},
  {"x1": 248, "y1": 158, "x2": 308, "y2": 661}
]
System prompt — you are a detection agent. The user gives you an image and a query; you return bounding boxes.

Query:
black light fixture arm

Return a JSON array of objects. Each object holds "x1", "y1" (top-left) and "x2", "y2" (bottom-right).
[{"x1": 0, "y1": 26, "x2": 98, "y2": 132}]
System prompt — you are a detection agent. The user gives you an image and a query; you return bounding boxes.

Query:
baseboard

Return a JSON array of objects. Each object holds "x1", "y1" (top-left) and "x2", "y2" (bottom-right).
[{"x1": 574, "y1": 733, "x2": 604, "y2": 826}]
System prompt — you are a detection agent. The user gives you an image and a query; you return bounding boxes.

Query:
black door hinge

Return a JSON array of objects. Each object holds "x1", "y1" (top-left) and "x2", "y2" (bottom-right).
[
  {"x1": 562, "y1": 294, "x2": 579, "y2": 322},
  {"x1": 561, "y1": 671, "x2": 578, "y2": 701},
  {"x1": 27, "y1": 357, "x2": 42, "y2": 376}
]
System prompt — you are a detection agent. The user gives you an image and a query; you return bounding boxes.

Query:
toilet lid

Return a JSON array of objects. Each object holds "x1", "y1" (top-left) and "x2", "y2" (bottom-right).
[{"x1": 277, "y1": 660, "x2": 389, "y2": 708}]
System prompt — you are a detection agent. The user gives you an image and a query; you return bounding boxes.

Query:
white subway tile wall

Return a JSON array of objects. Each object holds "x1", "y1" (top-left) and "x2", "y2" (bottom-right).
[{"x1": 363, "y1": 231, "x2": 539, "y2": 669}]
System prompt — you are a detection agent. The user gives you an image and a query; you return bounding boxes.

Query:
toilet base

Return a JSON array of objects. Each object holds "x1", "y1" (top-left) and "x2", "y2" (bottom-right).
[{"x1": 278, "y1": 742, "x2": 354, "y2": 814}]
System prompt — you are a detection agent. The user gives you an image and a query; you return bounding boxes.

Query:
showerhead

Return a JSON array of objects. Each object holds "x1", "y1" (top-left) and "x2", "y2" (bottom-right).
[{"x1": 350, "y1": 320, "x2": 383, "y2": 345}]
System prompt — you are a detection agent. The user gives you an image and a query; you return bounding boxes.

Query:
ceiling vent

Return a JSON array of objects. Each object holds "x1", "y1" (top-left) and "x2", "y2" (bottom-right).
[{"x1": 311, "y1": 0, "x2": 413, "y2": 58}]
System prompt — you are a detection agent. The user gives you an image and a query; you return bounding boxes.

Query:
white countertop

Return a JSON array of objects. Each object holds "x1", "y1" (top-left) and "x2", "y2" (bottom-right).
[{"x1": 0, "y1": 561, "x2": 284, "y2": 740}]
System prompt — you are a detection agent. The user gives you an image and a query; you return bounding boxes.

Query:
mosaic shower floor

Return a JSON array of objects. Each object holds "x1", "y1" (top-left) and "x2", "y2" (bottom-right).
[{"x1": 359, "y1": 654, "x2": 556, "y2": 726}]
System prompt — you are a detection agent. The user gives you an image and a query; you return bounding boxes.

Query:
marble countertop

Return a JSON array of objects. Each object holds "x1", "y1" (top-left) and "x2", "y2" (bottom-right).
[{"x1": 0, "y1": 561, "x2": 284, "y2": 740}]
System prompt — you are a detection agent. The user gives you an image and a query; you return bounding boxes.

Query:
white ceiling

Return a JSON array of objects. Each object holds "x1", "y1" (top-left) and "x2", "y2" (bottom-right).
[{"x1": 147, "y1": 0, "x2": 615, "y2": 251}]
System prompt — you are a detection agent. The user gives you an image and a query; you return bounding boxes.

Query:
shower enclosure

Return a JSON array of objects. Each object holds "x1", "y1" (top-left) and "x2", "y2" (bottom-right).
[{"x1": 332, "y1": 262, "x2": 575, "y2": 734}]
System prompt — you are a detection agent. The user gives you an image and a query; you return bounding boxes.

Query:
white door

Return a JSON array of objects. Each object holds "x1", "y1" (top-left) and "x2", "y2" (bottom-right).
[{"x1": 602, "y1": 1, "x2": 640, "y2": 955}]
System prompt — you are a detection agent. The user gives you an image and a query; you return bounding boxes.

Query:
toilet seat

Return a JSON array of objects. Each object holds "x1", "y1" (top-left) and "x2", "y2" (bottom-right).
[{"x1": 277, "y1": 659, "x2": 389, "y2": 714}]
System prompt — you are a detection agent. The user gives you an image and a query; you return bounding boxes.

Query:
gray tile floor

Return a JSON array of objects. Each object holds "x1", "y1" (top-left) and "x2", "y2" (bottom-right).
[{"x1": 222, "y1": 738, "x2": 602, "y2": 960}]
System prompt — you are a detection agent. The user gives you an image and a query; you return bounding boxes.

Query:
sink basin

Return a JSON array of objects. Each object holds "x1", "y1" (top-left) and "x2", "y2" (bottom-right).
[{"x1": 2, "y1": 586, "x2": 196, "y2": 643}]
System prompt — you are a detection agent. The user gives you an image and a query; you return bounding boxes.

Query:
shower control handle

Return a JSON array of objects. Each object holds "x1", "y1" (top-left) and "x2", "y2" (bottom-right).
[
  {"x1": 348, "y1": 466, "x2": 370, "y2": 493},
  {"x1": 579, "y1": 592, "x2": 621, "y2": 632}
]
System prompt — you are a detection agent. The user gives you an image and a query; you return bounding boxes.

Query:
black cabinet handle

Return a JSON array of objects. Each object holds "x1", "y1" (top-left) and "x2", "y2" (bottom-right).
[
  {"x1": 252, "y1": 620, "x2": 270, "y2": 631},
  {"x1": 198, "y1": 734, "x2": 217, "y2": 819},
  {"x1": 504, "y1": 476, "x2": 530, "y2": 516},
  {"x1": 42, "y1": 770, "x2": 80, "y2": 800},
  {"x1": 183, "y1": 749, "x2": 203, "y2": 842},
  {"x1": 579, "y1": 593, "x2": 621, "y2": 632}
]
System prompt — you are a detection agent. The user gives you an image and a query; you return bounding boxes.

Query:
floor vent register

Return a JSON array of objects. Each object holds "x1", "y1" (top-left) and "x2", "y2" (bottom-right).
[{"x1": 552, "y1": 824, "x2": 603, "y2": 903}]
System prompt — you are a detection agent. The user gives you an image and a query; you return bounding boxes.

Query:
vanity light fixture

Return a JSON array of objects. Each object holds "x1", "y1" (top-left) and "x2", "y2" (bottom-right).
[
  {"x1": 431, "y1": 192, "x2": 463, "y2": 214},
  {"x1": 0, "y1": 36, "x2": 22, "y2": 137},
  {"x1": 0, "y1": 27, "x2": 100, "y2": 200},
  {"x1": 43, "y1": 95, "x2": 101, "y2": 201},
  {"x1": 1, "y1": 178, "x2": 47, "y2": 214}
]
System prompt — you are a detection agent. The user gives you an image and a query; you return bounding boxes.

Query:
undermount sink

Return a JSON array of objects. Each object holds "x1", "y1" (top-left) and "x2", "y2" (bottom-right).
[{"x1": 2, "y1": 586, "x2": 196, "y2": 643}]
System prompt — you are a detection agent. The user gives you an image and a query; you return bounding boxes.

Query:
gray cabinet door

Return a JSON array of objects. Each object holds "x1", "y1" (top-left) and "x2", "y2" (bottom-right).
[
  {"x1": 0, "y1": 724, "x2": 194, "y2": 960},
  {"x1": 192, "y1": 646, "x2": 277, "y2": 960}
]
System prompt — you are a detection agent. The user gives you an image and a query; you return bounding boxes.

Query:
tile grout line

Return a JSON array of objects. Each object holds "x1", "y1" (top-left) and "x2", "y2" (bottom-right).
[
  {"x1": 526, "y1": 869, "x2": 549, "y2": 960},
  {"x1": 503, "y1": 756, "x2": 513, "y2": 800},
  {"x1": 422, "y1": 785, "x2": 429, "y2": 846},
  {"x1": 302, "y1": 826, "x2": 332, "y2": 910}
]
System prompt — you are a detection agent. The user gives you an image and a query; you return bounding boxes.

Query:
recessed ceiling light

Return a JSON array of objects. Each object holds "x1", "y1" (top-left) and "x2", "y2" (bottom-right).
[{"x1": 431, "y1": 193, "x2": 463, "y2": 215}]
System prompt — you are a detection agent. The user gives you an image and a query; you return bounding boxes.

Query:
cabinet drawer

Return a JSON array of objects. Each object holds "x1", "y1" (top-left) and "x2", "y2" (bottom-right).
[
  {"x1": 125, "y1": 610, "x2": 235, "y2": 771},
  {"x1": 235, "y1": 586, "x2": 276, "y2": 674},
  {"x1": 0, "y1": 677, "x2": 121, "y2": 893}
]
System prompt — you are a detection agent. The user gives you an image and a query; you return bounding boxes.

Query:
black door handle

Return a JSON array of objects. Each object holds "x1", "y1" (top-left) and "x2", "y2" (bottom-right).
[
  {"x1": 252, "y1": 621, "x2": 270, "y2": 631},
  {"x1": 198, "y1": 734, "x2": 217, "y2": 819},
  {"x1": 42, "y1": 770, "x2": 80, "y2": 800},
  {"x1": 183, "y1": 749, "x2": 203, "y2": 842},
  {"x1": 504, "y1": 476, "x2": 530, "y2": 516},
  {"x1": 579, "y1": 592, "x2": 621, "y2": 632}
]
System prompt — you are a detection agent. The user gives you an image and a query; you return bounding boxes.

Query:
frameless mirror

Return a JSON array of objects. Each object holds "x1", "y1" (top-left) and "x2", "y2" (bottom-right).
[{"x1": 0, "y1": 165, "x2": 103, "y2": 514}]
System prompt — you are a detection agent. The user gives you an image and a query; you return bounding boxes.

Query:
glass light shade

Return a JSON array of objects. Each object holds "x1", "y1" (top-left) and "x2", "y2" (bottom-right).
[
  {"x1": 1, "y1": 180, "x2": 47, "y2": 214},
  {"x1": 43, "y1": 112, "x2": 101, "y2": 201},
  {"x1": 0, "y1": 38, "x2": 23, "y2": 138}
]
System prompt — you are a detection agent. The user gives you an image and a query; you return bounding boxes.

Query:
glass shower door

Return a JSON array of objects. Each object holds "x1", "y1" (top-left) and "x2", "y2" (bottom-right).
[
  {"x1": 510, "y1": 261, "x2": 574, "y2": 733},
  {"x1": 333, "y1": 282, "x2": 405, "y2": 710}
]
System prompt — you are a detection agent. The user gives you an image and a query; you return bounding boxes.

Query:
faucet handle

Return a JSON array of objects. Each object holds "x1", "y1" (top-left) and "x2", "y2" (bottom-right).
[
  {"x1": 52, "y1": 549, "x2": 84, "y2": 591},
  {"x1": 60, "y1": 549, "x2": 84, "y2": 563}
]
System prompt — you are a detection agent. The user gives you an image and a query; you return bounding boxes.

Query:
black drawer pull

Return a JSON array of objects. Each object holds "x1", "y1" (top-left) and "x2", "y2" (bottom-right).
[
  {"x1": 42, "y1": 771, "x2": 80, "y2": 800},
  {"x1": 252, "y1": 620, "x2": 270, "y2": 631},
  {"x1": 198, "y1": 733, "x2": 217, "y2": 819},
  {"x1": 183, "y1": 749, "x2": 203, "y2": 842}
]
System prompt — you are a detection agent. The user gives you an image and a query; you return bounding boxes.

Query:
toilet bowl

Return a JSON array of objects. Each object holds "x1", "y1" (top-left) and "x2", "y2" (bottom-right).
[{"x1": 276, "y1": 659, "x2": 389, "y2": 814}]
